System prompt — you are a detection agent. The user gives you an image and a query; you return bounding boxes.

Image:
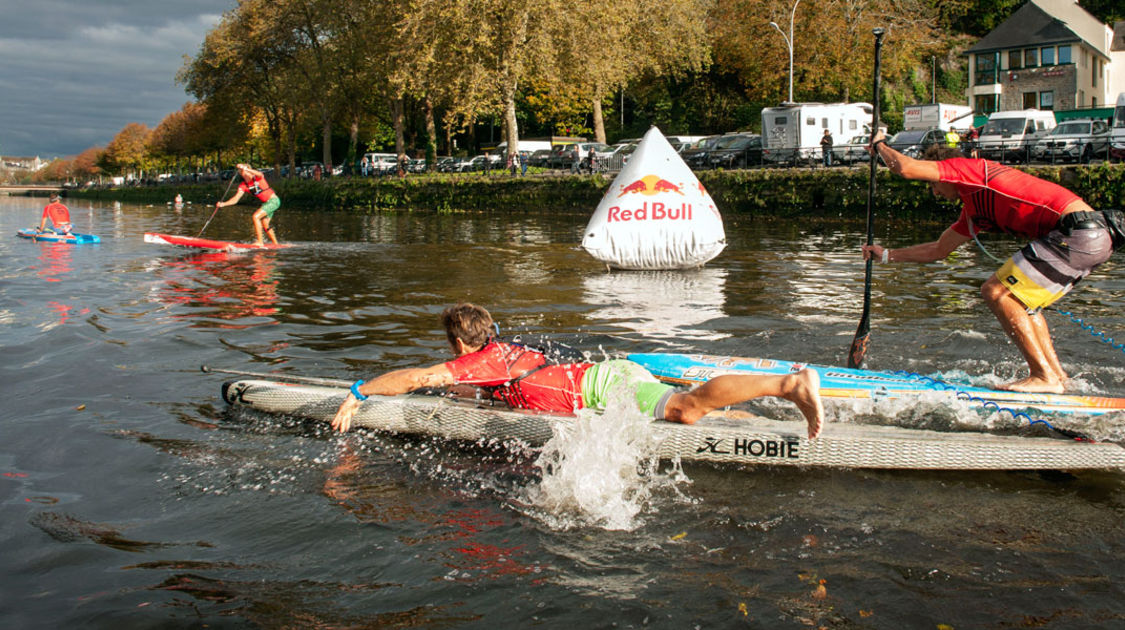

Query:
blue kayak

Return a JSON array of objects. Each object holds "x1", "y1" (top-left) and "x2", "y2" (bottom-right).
[{"x1": 17, "y1": 229, "x2": 100, "y2": 244}]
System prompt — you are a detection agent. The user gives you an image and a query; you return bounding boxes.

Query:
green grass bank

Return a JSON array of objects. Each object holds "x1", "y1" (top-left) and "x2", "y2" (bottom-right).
[{"x1": 64, "y1": 164, "x2": 1124, "y2": 221}]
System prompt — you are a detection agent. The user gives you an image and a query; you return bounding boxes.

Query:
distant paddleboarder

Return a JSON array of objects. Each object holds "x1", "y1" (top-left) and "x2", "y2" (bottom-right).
[
  {"x1": 862, "y1": 133, "x2": 1120, "y2": 394},
  {"x1": 38, "y1": 193, "x2": 72, "y2": 234},
  {"x1": 215, "y1": 164, "x2": 281, "y2": 247}
]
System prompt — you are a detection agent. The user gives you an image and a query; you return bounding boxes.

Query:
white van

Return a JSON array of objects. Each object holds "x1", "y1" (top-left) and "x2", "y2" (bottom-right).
[
  {"x1": 495, "y1": 140, "x2": 553, "y2": 155},
  {"x1": 362, "y1": 152, "x2": 398, "y2": 174},
  {"x1": 760, "y1": 102, "x2": 872, "y2": 164},
  {"x1": 1110, "y1": 92, "x2": 1125, "y2": 162},
  {"x1": 977, "y1": 109, "x2": 1056, "y2": 162},
  {"x1": 903, "y1": 103, "x2": 973, "y2": 131}
]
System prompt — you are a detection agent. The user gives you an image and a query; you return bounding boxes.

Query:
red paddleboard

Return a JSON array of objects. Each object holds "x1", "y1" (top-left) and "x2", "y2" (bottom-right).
[{"x1": 144, "y1": 233, "x2": 292, "y2": 252}]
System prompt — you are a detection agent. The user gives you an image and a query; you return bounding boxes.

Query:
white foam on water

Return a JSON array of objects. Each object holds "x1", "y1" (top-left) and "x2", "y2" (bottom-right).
[{"x1": 521, "y1": 384, "x2": 689, "y2": 531}]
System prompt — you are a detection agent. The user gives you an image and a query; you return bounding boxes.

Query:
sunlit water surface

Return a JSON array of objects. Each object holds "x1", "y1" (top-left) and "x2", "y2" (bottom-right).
[{"x1": 2, "y1": 195, "x2": 1125, "y2": 628}]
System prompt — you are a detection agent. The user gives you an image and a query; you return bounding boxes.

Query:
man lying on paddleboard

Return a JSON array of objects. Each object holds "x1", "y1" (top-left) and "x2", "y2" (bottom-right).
[
  {"x1": 862, "y1": 133, "x2": 1122, "y2": 394},
  {"x1": 215, "y1": 163, "x2": 281, "y2": 247},
  {"x1": 331, "y1": 303, "x2": 825, "y2": 438}
]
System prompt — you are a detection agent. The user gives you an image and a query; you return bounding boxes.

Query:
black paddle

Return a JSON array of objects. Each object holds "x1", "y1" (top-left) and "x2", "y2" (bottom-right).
[
  {"x1": 196, "y1": 171, "x2": 239, "y2": 238},
  {"x1": 847, "y1": 27, "x2": 885, "y2": 370}
]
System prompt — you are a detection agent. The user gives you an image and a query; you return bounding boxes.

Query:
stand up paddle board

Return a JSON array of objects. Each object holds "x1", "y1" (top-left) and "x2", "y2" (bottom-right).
[
  {"x1": 17, "y1": 229, "x2": 100, "y2": 244},
  {"x1": 628, "y1": 353, "x2": 1125, "y2": 416},
  {"x1": 221, "y1": 378, "x2": 1125, "y2": 471},
  {"x1": 144, "y1": 232, "x2": 291, "y2": 252}
]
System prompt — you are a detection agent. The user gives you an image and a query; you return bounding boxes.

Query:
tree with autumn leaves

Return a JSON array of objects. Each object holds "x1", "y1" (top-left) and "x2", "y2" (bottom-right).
[{"x1": 52, "y1": 0, "x2": 1120, "y2": 182}]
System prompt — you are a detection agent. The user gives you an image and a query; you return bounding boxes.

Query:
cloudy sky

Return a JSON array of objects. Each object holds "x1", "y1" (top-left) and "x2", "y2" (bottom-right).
[{"x1": 0, "y1": 0, "x2": 236, "y2": 159}]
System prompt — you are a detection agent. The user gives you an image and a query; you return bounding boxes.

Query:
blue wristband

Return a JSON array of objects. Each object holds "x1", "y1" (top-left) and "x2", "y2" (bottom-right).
[{"x1": 350, "y1": 380, "x2": 368, "y2": 401}]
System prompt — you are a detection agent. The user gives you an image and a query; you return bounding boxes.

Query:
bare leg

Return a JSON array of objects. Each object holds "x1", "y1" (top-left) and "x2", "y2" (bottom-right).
[
  {"x1": 262, "y1": 216, "x2": 278, "y2": 244},
  {"x1": 662, "y1": 369, "x2": 824, "y2": 438},
  {"x1": 981, "y1": 276, "x2": 1066, "y2": 393},
  {"x1": 252, "y1": 209, "x2": 267, "y2": 246}
]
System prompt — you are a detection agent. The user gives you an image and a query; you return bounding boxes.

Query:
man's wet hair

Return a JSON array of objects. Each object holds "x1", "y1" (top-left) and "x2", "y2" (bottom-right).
[
  {"x1": 441, "y1": 303, "x2": 493, "y2": 348},
  {"x1": 923, "y1": 144, "x2": 965, "y2": 161}
]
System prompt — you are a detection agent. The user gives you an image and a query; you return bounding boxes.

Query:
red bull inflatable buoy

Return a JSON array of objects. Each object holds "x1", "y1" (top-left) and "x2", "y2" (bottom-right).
[{"x1": 582, "y1": 127, "x2": 725, "y2": 270}]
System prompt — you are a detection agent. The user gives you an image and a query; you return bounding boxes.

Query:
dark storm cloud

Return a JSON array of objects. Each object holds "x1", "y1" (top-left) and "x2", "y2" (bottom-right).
[{"x1": 0, "y1": 0, "x2": 236, "y2": 158}]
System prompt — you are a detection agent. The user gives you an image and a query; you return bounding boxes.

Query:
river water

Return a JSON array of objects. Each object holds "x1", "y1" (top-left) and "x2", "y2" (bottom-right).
[{"x1": 3, "y1": 195, "x2": 1125, "y2": 628}]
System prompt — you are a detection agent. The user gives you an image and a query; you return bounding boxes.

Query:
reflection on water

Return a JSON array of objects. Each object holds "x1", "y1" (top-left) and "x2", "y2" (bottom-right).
[
  {"x1": 33, "y1": 242, "x2": 73, "y2": 283},
  {"x1": 150, "y1": 251, "x2": 281, "y2": 329},
  {"x1": 583, "y1": 268, "x2": 728, "y2": 341}
]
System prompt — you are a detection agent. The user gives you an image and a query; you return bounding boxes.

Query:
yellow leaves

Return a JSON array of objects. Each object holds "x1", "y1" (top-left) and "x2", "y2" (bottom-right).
[
  {"x1": 669, "y1": 531, "x2": 688, "y2": 541},
  {"x1": 738, "y1": 602, "x2": 748, "y2": 616}
]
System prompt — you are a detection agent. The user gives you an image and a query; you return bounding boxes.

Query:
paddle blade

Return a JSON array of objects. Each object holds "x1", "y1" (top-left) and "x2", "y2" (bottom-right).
[{"x1": 847, "y1": 319, "x2": 870, "y2": 369}]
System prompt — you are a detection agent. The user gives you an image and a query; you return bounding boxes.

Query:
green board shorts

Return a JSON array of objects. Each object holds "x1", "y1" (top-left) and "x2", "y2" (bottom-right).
[
  {"x1": 259, "y1": 196, "x2": 281, "y2": 219},
  {"x1": 581, "y1": 359, "x2": 676, "y2": 419}
]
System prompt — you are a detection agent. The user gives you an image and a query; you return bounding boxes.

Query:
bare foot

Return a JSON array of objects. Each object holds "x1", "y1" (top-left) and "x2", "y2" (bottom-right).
[
  {"x1": 998, "y1": 375, "x2": 1065, "y2": 394},
  {"x1": 785, "y1": 369, "x2": 824, "y2": 439}
]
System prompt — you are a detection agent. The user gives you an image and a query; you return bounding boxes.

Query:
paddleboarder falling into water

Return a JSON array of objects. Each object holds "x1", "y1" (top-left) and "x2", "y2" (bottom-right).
[
  {"x1": 215, "y1": 164, "x2": 281, "y2": 246},
  {"x1": 330, "y1": 303, "x2": 825, "y2": 438},
  {"x1": 861, "y1": 133, "x2": 1120, "y2": 394}
]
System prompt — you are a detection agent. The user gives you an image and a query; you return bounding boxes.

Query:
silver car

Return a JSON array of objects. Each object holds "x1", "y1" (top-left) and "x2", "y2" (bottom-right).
[{"x1": 1033, "y1": 119, "x2": 1110, "y2": 163}]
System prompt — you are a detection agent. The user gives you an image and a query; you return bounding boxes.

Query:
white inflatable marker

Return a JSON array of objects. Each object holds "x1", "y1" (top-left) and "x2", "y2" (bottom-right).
[{"x1": 581, "y1": 127, "x2": 725, "y2": 270}]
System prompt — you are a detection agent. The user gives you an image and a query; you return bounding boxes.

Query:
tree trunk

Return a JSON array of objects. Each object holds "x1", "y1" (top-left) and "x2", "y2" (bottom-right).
[
  {"x1": 503, "y1": 83, "x2": 519, "y2": 163},
  {"x1": 424, "y1": 95, "x2": 438, "y2": 170},
  {"x1": 321, "y1": 116, "x2": 333, "y2": 173},
  {"x1": 346, "y1": 113, "x2": 360, "y2": 173},
  {"x1": 393, "y1": 97, "x2": 406, "y2": 160},
  {"x1": 592, "y1": 96, "x2": 606, "y2": 144}
]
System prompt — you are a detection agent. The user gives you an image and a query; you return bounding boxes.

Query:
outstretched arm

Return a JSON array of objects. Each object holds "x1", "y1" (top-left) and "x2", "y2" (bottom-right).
[
  {"x1": 217, "y1": 188, "x2": 245, "y2": 208},
  {"x1": 868, "y1": 130, "x2": 942, "y2": 182},
  {"x1": 331, "y1": 363, "x2": 456, "y2": 432},
  {"x1": 862, "y1": 226, "x2": 971, "y2": 264}
]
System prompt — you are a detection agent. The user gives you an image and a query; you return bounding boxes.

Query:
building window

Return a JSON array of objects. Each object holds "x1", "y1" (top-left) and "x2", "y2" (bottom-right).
[
  {"x1": 974, "y1": 94, "x2": 999, "y2": 114},
  {"x1": 1023, "y1": 92, "x2": 1038, "y2": 109},
  {"x1": 1058, "y1": 45, "x2": 1071, "y2": 64},
  {"x1": 1039, "y1": 91, "x2": 1054, "y2": 110},
  {"x1": 1093, "y1": 59, "x2": 1098, "y2": 88},
  {"x1": 975, "y1": 52, "x2": 998, "y2": 85},
  {"x1": 1041, "y1": 47, "x2": 1055, "y2": 65},
  {"x1": 1024, "y1": 48, "x2": 1038, "y2": 67},
  {"x1": 1009, "y1": 50, "x2": 1022, "y2": 69}
]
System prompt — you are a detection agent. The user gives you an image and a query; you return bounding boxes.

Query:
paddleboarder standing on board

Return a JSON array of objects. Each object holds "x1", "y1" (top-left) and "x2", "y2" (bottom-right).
[
  {"x1": 861, "y1": 133, "x2": 1119, "y2": 394},
  {"x1": 215, "y1": 164, "x2": 281, "y2": 247},
  {"x1": 331, "y1": 303, "x2": 825, "y2": 438},
  {"x1": 38, "y1": 193, "x2": 72, "y2": 235}
]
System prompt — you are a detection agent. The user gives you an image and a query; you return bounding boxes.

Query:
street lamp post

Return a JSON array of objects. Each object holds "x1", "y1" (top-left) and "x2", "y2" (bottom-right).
[{"x1": 769, "y1": 0, "x2": 801, "y2": 103}]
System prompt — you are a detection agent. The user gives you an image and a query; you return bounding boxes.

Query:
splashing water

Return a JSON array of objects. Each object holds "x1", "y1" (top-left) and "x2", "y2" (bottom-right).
[{"x1": 522, "y1": 385, "x2": 688, "y2": 531}]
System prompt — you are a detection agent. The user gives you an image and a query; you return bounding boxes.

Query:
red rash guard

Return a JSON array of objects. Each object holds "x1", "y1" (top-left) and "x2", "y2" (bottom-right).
[
  {"x1": 238, "y1": 175, "x2": 275, "y2": 203},
  {"x1": 938, "y1": 158, "x2": 1080, "y2": 240},
  {"x1": 42, "y1": 202, "x2": 70, "y2": 226},
  {"x1": 444, "y1": 342, "x2": 592, "y2": 413}
]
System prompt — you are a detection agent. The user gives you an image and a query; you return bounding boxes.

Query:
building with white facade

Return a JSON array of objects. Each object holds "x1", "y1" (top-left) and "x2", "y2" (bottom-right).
[{"x1": 964, "y1": 0, "x2": 1123, "y2": 115}]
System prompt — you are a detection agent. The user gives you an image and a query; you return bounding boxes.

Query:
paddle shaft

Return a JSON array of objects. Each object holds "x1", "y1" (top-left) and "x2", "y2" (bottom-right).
[
  {"x1": 196, "y1": 172, "x2": 239, "y2": 238},
  {"x1": 848, "y1": 28, "x2": 885, "y2": 370},
  {"x1": 200, "y1": 365, "x2": 351, "y2": 388}
]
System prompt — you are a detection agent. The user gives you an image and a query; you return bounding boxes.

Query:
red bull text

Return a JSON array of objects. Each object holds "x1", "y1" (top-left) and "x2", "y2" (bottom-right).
[{"x1": 607, "y1": 202, "x2": 693, "y2": 223}]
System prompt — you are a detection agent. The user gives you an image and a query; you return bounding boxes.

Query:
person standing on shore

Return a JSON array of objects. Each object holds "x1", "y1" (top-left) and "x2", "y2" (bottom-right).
[
  {"x1": 215, "y1": 164, "x2": 281, "y2": 247},
  {"x1": 820, "y1": 130, "x2": 834, "y2": 167}
]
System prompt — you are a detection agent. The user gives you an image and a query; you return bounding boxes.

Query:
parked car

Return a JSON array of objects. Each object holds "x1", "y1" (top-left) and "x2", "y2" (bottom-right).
[
  {"x1": 682, "y1": 135, "x2": 723, "y2": 169},
  {"x1": 977, "y1": 109, "x2": 1056, "y2": 163},
  {"x1": 607, "y1": 143, "x2": 637, "y2": 171},
  {"x1": 437, "y1": 157, "x2": 464, "y2": 172},
  {"x1": 1032, "y1": 119, "x2": 1110, "y2": 163},
  {"x1": 528, "y1": 149, "x2": 553, "y2": 168},
  {"x1": 705, "y1": 133, "x2": 763, "y2": 169},
  {"x1": 833, "y1": 134, "x2": 871, "y2": 165},
  {"x1": 886, "y1": 128, "x2": 947, "y2": 159}
]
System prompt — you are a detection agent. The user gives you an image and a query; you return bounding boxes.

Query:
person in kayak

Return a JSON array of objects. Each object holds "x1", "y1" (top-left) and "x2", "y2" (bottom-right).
[
  {"x1": 215, "y1": 163, "x2": 281, "y2": 246},
  {"x1": 861, "y1": 131, "x2": 1119, "y2": 394},
  {"x1": 331, "y1": 302, "x2": 825, "y2": 438},
  {"x1": 38, "y1": 193, "x2": 72, "y2": 234}
]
